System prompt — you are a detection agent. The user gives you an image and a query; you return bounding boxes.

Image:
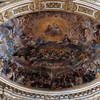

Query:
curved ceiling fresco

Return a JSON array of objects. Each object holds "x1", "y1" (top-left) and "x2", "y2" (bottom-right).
[{"x1": 0, "y1": 11, "x2": 100, "y2": 90}]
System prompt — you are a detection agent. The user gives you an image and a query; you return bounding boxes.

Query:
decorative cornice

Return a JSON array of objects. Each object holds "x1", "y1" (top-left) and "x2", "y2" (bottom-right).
[
  {"x1": 0, "y1": 0, "x2": 99, "y2": 24},
  {"x1": 0, "y1": 76, "x2": 100, "y2": 100}
]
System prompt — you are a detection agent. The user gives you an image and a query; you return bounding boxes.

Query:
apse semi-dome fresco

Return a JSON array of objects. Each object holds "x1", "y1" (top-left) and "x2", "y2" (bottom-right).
[{"x1": 0, "y1": 11, "x2": 100, "y2": 90}]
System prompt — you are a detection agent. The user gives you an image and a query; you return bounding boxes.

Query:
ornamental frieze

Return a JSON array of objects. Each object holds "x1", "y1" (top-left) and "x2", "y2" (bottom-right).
[
  {"x1": 13, "y1": 5, "x2": 29, "y2": 15},
  {"x1": 46, "y1": 2, "x2": 62, "y2": 9},
  {"x1": 0, "y1": 0, "x2": 99, "y2": 23},
  {"x1": 78, "y1": 6, "x2": 93, "y2": 16},
  {"x1": 0, "y1": 79, "x2": 100, "y2": 100}
]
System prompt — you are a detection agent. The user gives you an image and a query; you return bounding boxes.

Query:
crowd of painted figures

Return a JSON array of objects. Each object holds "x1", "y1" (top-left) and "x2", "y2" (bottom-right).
[
  {"x1": 0, "y1": 27, "x2": 100, "y2": 89},
  {"x1": 0, "y1": 12, "x2": 100, "y2": 90}
]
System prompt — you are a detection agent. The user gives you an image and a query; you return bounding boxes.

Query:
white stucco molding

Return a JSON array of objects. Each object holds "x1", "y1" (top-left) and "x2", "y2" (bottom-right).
[
  {"x1": 0, "y1": 0, "x2": 99, "y2": 24},
  {"x1": 0, "y1": 76, "x2": 100, "y2": 100},
  {"x1": 73, "y1": 0, "x2": 100, "y2": 10}
]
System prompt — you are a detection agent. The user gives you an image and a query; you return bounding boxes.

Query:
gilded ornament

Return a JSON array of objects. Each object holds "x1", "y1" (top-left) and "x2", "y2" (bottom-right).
[
  {"x1": 66, "y1": 0, "x2": 73, "y2": 12},
  {"x1": 4, "y1": 9, "x2": 12, "y2": 19},
  {"x1": 29, "y1": 3, "x2": 34, "y2": 11},
  {"x1": 34, "y1": 0, "x2": 41, "y2": 10},
  {"x1": 62, "y1": 3, "x2": 67, "y2": 11},
  {"x1": 95, "y1": 11, "x2": 100, "y2": 21},
  {"x1": 72, "y1": 3, "x2": 77, "y2": 12}
]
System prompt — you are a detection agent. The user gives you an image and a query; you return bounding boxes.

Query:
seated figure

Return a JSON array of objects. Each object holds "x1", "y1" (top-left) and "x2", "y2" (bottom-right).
[
  {"x1": 53, "y1": 24, "x2": 62, "y2": 35},
  {"x1": 45, "y1": 24, "x2": 63, "y2": 36},
  {"x1": 45, "y1": 25, "x2": 52, "y2": 34},
  {"x1": 36, "y1": 35, "x2": 45, "y2": 45},
  {"x1": 63, "y1": 35, "x2": 71, "y2": 45}
]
